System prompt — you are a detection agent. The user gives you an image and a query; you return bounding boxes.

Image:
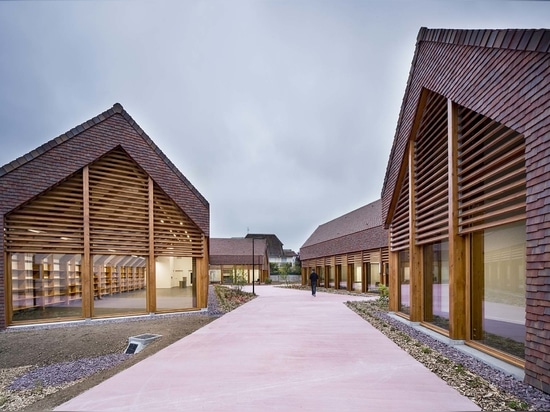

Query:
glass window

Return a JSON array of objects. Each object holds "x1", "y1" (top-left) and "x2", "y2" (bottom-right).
[
  {"x1": 11, "y1": 253, "x2": 82, "y2": 323},
  {"x1": 93, "y1": 255, "x2": 147, "y2": 317},
  {"x1": 368, "y1": 263, "x2": 381, "y2": 291},
  {"x1": 398, "y1": 250, "x2": 410, "y2": 315},
  {"x1": 156, "y1": 256, "x2": 196, "y2": 311},
  {"x1": 471, "y1": 221, "x2": 526, "y2": 359},
  {"x1": 423, "y1": 241, "x2": 450, "y2": 330},
  {"x1": 327, "y1": 266, "x2": 334, "y2": 287}
]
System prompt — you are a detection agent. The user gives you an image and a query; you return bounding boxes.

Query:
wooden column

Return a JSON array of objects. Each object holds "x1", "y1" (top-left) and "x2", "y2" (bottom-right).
[
  {"x1": 389, "y1": 250, "x2": 399, "y2": 312},
  {"x1": 82, "y1": 166, "x2": 92, "y2": 318},
  {"x1": 147, "y1": 177, "x2": 156, "y2": 313},
  {"x1": 195, "y1": 236, "x2": 209, "y2": 309},
  {"x1": 447, "y1": 99, "x2": 466, "y2": 339},
  {"x1": 362, "y1": 262, "x2": 368, "y2": 293},
  {"x1": 409, "y1": 142, "x2": 423, "y2": 322}
]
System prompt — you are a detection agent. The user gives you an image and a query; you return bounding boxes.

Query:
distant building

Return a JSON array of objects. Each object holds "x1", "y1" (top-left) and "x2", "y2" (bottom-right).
[
  {"x1": 209, "y1": 238, "x2": 269, "y2": 284},
  {"x1": 0, "y1": 104, "x2": 210, "y2": 328},
  {"x1": 300, "y1": 199, "x2": 388, "y2": 292},
  {"x1": 382, "y1": 28, "x2": 550, "y2": 393}
]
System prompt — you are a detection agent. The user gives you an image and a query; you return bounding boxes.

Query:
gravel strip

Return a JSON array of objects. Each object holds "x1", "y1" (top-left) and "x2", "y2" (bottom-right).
[
  {"x1": 347, "y1": 300, "x2": 550, "y2": 411},
  {"x1": 8, "y1": 353, "x2": 131, "y2": 391}
]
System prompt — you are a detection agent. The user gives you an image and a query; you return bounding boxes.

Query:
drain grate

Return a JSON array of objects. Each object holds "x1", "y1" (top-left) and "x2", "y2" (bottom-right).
[{"x1": 124, "y1": 333, "x2": 162, "y2": 354}]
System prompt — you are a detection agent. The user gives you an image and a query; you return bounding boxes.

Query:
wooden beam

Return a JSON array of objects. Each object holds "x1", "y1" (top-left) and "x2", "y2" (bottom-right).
[
  {"x1": 389, "y1": 250, "x2": 399, "y2": 312},
  {"x1": 409, "y1": 139, "x2": 422, "y2": 321},
  {"x1": 148, "y1": 177, "x2": 156, "y2": 313},
  {"x1": 83, "y1": 166, "x2": 92, "y2": 318},
  {"x1": 447, "y1": 99, "x2": 467, "y2": 339},
  {"x1": 196, "y1": 237, "x2": 209, "y2": 309}
]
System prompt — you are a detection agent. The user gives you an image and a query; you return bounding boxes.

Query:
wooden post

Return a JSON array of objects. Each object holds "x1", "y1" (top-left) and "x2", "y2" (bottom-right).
[
  {"x1": 447, "y1": 99, "x2": 466, "y2": 339},
  {"x1": 389, "y1": 250, "x2": 399, "y2": 312},
  {"x1": 409, "y1": 141, "x2": 423, "y2": 321},
  {"x1": 195, "y1": 237, "x2": 209, "y2": 309},
  {"x1": 82, "y1": 166, "x2": 92, "y2": 318},
  {"x1": 148, "y1": 177, "x2": 156, "y2": 313}
]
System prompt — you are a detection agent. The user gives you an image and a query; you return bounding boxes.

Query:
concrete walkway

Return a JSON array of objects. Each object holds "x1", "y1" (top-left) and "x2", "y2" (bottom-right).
[{"x1": 56, "y1": 286, "x2": 480, "y2": 411}]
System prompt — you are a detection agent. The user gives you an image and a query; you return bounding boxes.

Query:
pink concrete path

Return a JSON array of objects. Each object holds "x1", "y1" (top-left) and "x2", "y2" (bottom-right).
[{"x1": 56, "y1": 285, "x2": 480, "y2": 411}]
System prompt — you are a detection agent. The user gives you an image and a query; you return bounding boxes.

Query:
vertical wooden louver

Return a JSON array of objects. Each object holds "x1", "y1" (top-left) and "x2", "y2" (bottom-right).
[
  {"x1": 457, "y1": 107, "x2": 526, "y2": 233},
  {"x1": 89, "y1": 150, "x2": 150, "y2": 255},
  {"x1": 5, "y1": 174, "x2": 84, "y2": 253},
  {"x1": 390, "y1": 168, "x2": 410, "y2": 252},
  {"x1": 414, "y1": 93, "x2": 449, "y2": 245},
  {"x1": 153, "y1": 185, "x2": 204, "y2": 257}
]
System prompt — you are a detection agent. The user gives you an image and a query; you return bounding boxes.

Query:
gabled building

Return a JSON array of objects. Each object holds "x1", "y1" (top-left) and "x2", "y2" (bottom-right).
[
  {"x1": 1, "y1": 104, "x2": 210, "y2": 328},
  {"x1": 300, "y1": 199, "x2": 388, "y2": 292},
  {"x1": 209, "y1": 238, "x2": 269, "y2": 283},
  {"x1": 382, "y1": 28, "x2": 550, "y2": 393},
  {"x1": 245, "y1": 234, "x2": 284, "y2": 261}
]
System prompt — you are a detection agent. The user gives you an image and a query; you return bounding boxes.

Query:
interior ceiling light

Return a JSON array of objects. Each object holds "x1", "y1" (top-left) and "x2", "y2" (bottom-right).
[
  {"x1": 28, "y1": 229, "x2": 44, "y2": 233},
  {"x1": 60, "y1": 237, "x2": 72, "y2": 240}
]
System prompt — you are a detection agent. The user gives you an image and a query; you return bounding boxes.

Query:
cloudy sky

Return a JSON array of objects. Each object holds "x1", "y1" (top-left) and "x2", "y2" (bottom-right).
[{"x1": 0, "y1": 0, "x2": 548, "y2": 252}]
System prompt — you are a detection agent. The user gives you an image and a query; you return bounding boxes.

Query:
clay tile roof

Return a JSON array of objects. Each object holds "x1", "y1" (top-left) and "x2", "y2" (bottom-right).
[
  {"x1": 210, "y1": 238, "x2": 267, "y2": 265},
  {"x1": 302, "y1": 199, "x2": 383, "y2": 247}
]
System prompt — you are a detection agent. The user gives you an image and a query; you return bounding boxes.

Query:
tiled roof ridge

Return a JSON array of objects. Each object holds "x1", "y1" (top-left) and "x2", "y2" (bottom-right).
[
  {"x1": 301, "y1": 199, "x2": 383, "y2": 248},
  {"x1": 320, "y1": 199, "x2": 381, "y2": 227},
  {"x1": 0, "y1": 104, "x2": 119, "y2": 178},
  {"x1": 301, "y1": 222, "x2": 386, "y2": 250},
  {"x1": 417, "y1": 27, "x2": 550, "y2": 53},
  {"x1": 115, "y1": 104, "x2": 209, "y2": 208},
  {"x1": 0, "y1": 103, "x2": 209, "y2": 208}
]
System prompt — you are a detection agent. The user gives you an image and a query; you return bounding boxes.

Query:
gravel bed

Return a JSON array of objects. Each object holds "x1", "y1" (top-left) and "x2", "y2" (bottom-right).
[{"x1": 347, "y1": 300, "x2": 550, "y2": 411}]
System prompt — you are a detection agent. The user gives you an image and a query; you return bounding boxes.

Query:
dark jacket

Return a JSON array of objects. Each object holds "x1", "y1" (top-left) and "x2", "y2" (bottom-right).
[{"x1": 309, "y1": 271, "x2": 319, "y2": 282}]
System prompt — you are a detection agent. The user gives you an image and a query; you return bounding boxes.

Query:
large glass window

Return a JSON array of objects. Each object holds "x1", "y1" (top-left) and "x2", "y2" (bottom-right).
[
  {"x1": 353, "y1": 264, "x2": 362, "y2": 291},
  {"x1": 340, "y1": 264, "x2": 347, "y2": 289},
  {"x1": 11, "y1": 253, "x2": 82, "y2": 323},
  {"x1": 423, "y1": 241, "x2": 449, "y2": 330},
  {"x1": 156, "y1": 256, "x2": 196, "y2": 311},
  {"x1": 327, "y1": 266, "x2": 334, "y2": 287},
  {"x1": 398, "y1": 250, "x2": 410, "y2": 315},
  {"x1": 368, "y1": 262, "x2": 381, "y2": 291},
  {"x1": 471, "y1": 221, "x2": 526, "y2": 359},
  {"x1": 93, "y1": 255, "x2": 147, "y2": 317}
]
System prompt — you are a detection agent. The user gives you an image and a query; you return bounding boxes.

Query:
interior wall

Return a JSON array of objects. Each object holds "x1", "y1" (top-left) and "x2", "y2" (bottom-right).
[{"x1": 156, "y1": 257, "x2": 193, "y2": 288}]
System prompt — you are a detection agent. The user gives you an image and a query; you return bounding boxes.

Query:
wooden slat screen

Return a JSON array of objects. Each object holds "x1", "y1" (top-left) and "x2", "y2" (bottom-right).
[
  {"x1": 362, "y1": 251, "x2": 371, "y2": 263},
  {"x1": 5, "y1": 174, "x2": 84, "y2": 253},
  {"x1": 390, "y1": 169, "x2": 410, "y2": 252},
  {"x1": 381, "y1": 247, "x2": 389, "y2": 263},
  {"x1": 153, "y1": 184, "x2": 204, "y2": 257},
  {"x1": 414, "y1": 93, "x2": 449, "y2": 245},
  {"x1": 89, "y1": 150, "x2": 150, "y2": 255},
  {"x1": 457, "y1": 107, "x2": 526, "y2": 233},
  {"x1": 348, "y1": 253, "x2": 361, "y2": 264}
]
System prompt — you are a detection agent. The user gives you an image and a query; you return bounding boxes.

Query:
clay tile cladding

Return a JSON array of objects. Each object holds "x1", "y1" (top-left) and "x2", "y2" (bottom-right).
[
  {"x1": 0, "y1": 103, "x2": 209, "y2": 235},
  {"x1": 381, "y1": 27, "x2": 550, "y2": 226},
  {"x1": 300, "y1": 199, "x2": 388, "y2": 260},
  {"x1": 210, "y1": 238, "x2": 267, "y2": 265}
]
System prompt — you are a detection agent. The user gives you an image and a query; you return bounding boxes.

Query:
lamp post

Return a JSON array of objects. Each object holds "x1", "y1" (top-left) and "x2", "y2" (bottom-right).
[{"x1": 252, "y1": 237, "x2": 255, "y2": 295}]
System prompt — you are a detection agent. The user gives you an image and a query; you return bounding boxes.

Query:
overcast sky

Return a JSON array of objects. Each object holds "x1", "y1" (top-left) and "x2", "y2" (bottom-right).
[{"x1": 0, "y1": 0, "x2": 548, "y2": 252}]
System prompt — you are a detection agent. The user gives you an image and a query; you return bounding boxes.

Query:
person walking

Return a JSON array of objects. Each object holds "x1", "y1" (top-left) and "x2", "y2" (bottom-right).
[{"x1": 309, "y1": 269, "x2": 319, "y2": 297}]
